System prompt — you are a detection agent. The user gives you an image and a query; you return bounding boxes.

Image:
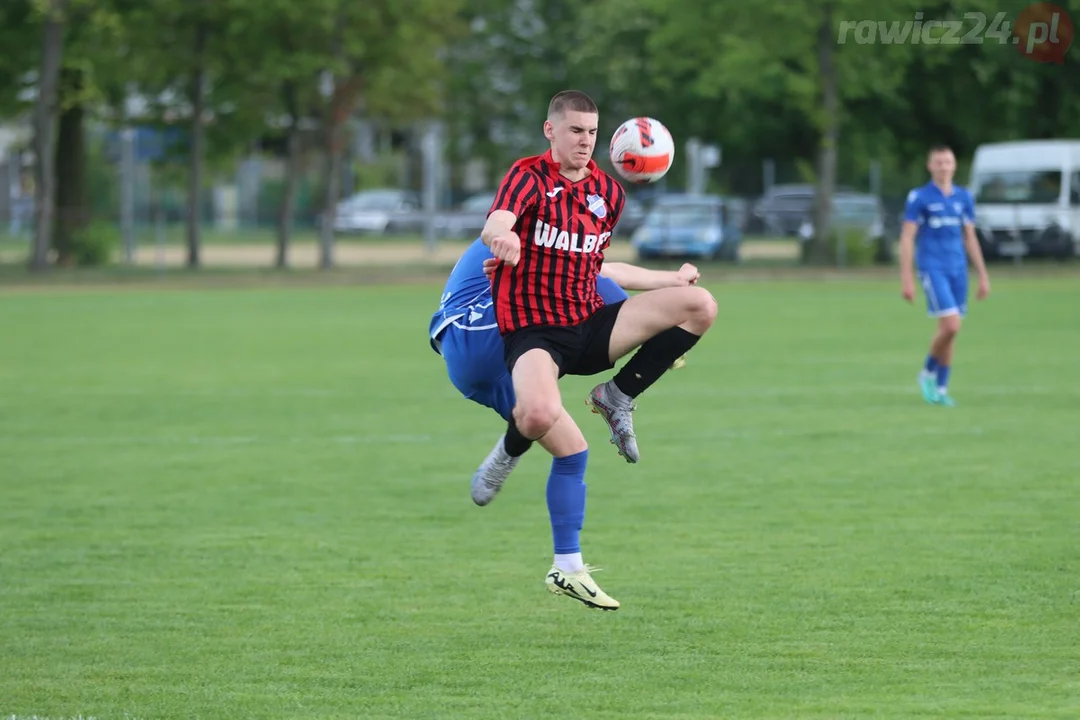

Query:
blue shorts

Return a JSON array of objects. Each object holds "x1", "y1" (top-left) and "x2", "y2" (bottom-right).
[
  {"x1": 439, "y1": 308, "x2": 517, "y2": 421},
  {"x1": 436, "y1": 276, "x2": 629, "y2": 420},
  {"x1": 918, "y1": 268, "x2": 967, "y2": 318}
]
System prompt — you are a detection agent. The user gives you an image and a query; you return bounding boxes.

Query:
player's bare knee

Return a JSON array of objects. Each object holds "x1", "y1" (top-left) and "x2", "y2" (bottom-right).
[
  {"x1": 939, "y1": 315, "x2": 961, "y2": 337},
  {"x1": 685, "y1": 287, "x2": 717, "y2": 334},
  {"x1": 515, "y1": 400, "x2": 562, "y2": 439}
]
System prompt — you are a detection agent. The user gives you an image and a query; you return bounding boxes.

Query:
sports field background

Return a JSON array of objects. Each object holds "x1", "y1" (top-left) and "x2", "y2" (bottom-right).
[{"x1": 1, "y1": 260, "x2": 1078, "y2": 719}]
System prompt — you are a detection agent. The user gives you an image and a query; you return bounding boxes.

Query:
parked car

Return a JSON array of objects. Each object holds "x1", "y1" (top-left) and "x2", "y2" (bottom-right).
[
  {"x1": 332, "y1": 189, "x2": 422, "y2": 235},
  {"x1": 798, "y1": 192, "x2": 890, "y2": 262},
  {"x1": 752, "y1": 183, "x2": 856, "y2": 236},
  {"x1": 435, "y1": 191, "x2": 496, "y2": 239},
  {"x1": 970, "y1": 139, "x2": 1080, "y2": 259},
  {"x1": 797, "y1": 193, "x2": 885, "y2": 240},
  {"x1": 630, "y1": 194, "x2": 742, "y2": 262}
]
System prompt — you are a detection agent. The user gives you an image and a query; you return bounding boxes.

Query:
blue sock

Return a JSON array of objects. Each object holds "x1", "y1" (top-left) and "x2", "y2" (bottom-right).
[
  {"x1": 547, "y1": 450, "x2": 588, "y2": 555},
  {"x1": 937, "y1": 364, "x2": 950, "y2": 391},
  {"x1": 924, "y1": 355, "x2": 939, "y2": 375}
]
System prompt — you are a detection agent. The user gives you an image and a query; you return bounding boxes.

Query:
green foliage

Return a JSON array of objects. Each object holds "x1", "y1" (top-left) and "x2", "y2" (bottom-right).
[
  {"x1": 70, "y1": 220, "x2": 117, "y2": 266},
  {"x1": 351, "y1": 152, "x2": 403, "y2": 191},
  {"x1": 0, "y1": 0, "x2": 37, "y2": 116},
  {"x1": 830, "y1": 225, "x2": 878, "y2": 267}
]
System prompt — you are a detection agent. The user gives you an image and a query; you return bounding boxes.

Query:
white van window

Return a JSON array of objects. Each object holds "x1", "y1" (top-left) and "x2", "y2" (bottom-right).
[
  {"x1": 1071, "y1": 172, "x2": 1080, "y2": 206},
  {"x1": 974, "y1": 170, "x2": 1062, "y2": 204}
]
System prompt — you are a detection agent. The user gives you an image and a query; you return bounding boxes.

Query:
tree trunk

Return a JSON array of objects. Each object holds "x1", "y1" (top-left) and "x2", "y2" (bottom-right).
[
  {"x1": 804, "y1": 1, "x2": 840, "y2": 266},
  {"x1": 319, "y1": 72, "x2": 364, "y2": 270},
  {"x1": 276, "y1": 83, "x2": 301, "y2": 269},
  {"x1": 29, "y1": 0, "x2": 67, "y2": 272},
  {"x1": 186, "y1": 21, "x2": 209, "y2": 269},
  {"x1": 54, "y1": 68, "x2": 87, "y2": 266},
  {"x1": 320, "y1": 119, "x2": 341, "y2": 270}
]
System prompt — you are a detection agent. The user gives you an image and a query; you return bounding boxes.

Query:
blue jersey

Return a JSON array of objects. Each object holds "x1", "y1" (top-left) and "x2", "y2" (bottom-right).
[{"x1": 903, "y1": 182, "x2": 974, "y2": 273}]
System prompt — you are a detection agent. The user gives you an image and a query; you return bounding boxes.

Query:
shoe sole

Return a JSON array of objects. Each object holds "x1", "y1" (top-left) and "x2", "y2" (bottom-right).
[
  {"x1": 547, "y1": 586, "x2": 619, "y2": 611},
  {"x1": 585, "y1": 395, "x2": 637, "y2": 464}
]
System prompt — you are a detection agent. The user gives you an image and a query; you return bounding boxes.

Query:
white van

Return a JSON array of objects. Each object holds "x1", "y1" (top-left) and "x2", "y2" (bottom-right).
[{"x1": 968, "y1": 140, "x2": 1080, "y2": 259}]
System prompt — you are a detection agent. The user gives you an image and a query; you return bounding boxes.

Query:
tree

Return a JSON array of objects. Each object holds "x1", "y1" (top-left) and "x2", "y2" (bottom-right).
[
  {"x1": 206, "y1": 0, "x2": 463, "y2": 269},
  {"x1": 312, "y1": 0, "x2": 464, "y2": 269},
  {"x1": 117, "y1": 0, "x2": 228, "y2": 269},
  {"x1": 51, "y1": 0, "x2": 129, "y2": 265},
  {"x1": 29, "y1": 0, "x2": 68, "y2": 272}
]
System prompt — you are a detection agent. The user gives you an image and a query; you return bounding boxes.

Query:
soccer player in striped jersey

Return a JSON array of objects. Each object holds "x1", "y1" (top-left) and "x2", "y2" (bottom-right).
[{"x1": 475, "y1": 90, "x2": 718, "y2": 609}]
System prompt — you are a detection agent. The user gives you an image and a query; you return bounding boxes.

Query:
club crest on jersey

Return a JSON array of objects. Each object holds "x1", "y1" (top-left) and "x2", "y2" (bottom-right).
[{"x1": 586, "y1": 194, "x2": 606, "y2": 219}]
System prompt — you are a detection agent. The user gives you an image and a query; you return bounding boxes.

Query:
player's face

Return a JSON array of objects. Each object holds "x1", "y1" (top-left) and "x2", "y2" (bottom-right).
[
  {"x1": 544, "y1": 110, "x2": 598, "y2": 170},
  {"x1": 927, "y1": 150, "x2": 956, "y2": 183}
]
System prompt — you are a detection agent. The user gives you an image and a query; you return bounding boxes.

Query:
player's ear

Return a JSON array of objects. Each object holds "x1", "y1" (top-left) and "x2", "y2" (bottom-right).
[{"x1": 543, "y1": 120, "x2": 555, "y2": 142}]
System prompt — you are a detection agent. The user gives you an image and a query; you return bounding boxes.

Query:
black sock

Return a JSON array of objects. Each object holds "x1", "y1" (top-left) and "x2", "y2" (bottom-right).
[
  {"x1": 503, "y1": 417, "x2": 534, "y2": 457},
  {"x1": 613, "y1": 326, "x2": 701, "y2": 398}
]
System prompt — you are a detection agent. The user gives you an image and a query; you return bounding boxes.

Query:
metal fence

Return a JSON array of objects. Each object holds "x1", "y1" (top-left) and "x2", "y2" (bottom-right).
[{"x1": 0, "y1": 119, "x2": 910, "y2": 268}]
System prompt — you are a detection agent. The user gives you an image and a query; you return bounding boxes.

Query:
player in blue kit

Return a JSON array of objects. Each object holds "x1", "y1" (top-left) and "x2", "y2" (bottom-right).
[
  {"x1": 899, "y1": 145, "x2": 991, "y2": 406},
  {"x1": 430, "y1": 237, "x2": 698, "y2": 428}
]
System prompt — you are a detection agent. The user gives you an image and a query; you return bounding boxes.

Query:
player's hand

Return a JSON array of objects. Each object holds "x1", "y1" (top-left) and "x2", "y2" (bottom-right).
[
  {"x1": 489, "y1": 232, "x2": 520, "y2": 266},
  {"x1": 676, "y1": 263, "x2": 700, "y2": 286},
  {"x1": 482, "y1": 258, "x2": 499, "y2": 277},
  {"x1": 977, "y1": 274, "x2": 990, "y2": 300},
  {"x1": 901, "y1": 274, "x2": 915, "y2": 302}
]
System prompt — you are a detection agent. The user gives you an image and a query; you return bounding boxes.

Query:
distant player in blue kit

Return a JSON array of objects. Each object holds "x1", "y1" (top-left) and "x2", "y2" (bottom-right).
[{"x1": 899, "y1": 145, "x2": 991, "y2": 406}]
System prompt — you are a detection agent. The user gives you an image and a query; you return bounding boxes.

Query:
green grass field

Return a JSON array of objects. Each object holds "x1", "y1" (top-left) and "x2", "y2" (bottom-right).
[{"x1": 2, "y1": 272, "x2": 1078, "y2": 719}]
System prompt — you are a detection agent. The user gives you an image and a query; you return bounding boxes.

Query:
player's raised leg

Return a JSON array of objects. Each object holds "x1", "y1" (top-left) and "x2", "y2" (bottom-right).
[{"x1": 586, "y1": 286, "x2": 718, "y2": 462}]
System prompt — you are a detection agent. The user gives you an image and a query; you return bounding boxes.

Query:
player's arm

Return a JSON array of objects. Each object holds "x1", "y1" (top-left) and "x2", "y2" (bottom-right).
[
  {"x1": 898, "y1": 190, "x2": 922, "y2": 301},
  {"x1": 599, "y1": 261, "x2": 699, "y2": 290},
  {"x1": 898, "y1": 222, "x2": 917, "y2": 281},
  {"x1": 961, "y1": 193, "x2": 990, "y2": 297},
  {"x1": 481, "y1": 165, "x2": 538, "y2": 265},
  {"x1": 480, "y1": 211, "x2": 517, "y2": 248},
  {"x1": 961, "y1": 224, "x2": 988, "y2": 277}
]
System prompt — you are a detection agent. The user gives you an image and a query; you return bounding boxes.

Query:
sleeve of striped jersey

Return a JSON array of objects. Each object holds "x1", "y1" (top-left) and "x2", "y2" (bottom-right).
[
  {"x1": 610, "y1": 187, "x2": 626, "y2": 228},
  {"x1": 489, "y1": 165, "x2": 539, "y2": 218}
]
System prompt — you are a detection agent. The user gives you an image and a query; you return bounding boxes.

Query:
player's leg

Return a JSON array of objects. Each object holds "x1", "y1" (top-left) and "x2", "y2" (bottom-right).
[
  {"x1": 585, "y1": 286, "x2": 718, "y2": 462},
  {"x1": 918, "y1": 271, "x2": 961, "y2": 406},
  {"x1": 596, "y1": 275, "x2": 687, "y2": 370},
  {"x1": 468, "y1": 336, "x2": 619, "y2": 608},
  {"x1": 932, "y1": 270, "x2": 968, "y2": 405},
  {"x1": 470, "y1": 340, "x2": 563, "y2": 505},
  {"x1": 471, "y1": 375, "x2": 585, "y2": 505},
  {"x1": 535, "y1": 411, "x2": 618, "y2": 610}
]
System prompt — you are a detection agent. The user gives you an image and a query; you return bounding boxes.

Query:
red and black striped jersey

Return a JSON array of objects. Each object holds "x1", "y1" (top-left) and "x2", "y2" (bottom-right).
[{"x1": 488, "y1": 149, "x2": 626, "y2": 334}]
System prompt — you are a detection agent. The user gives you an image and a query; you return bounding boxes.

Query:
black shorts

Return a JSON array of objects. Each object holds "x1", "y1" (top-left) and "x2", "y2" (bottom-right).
[{"x1": 503, "y1": 300, "x2": 625, "y2": 377}]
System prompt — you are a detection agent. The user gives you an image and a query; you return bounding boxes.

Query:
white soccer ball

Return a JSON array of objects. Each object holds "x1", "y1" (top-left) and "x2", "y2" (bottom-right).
[{"x1": 609, "y1": 117, "x2": 675, "y2": 184}]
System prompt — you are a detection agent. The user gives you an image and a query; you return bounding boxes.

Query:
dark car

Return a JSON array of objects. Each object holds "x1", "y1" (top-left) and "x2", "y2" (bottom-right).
[
  {"x1": 630, "y1": 194, "x2": 743, "y2": 262},
  {"x1": 752, "y1": 183, "x2": 857, "y2": 237}
]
